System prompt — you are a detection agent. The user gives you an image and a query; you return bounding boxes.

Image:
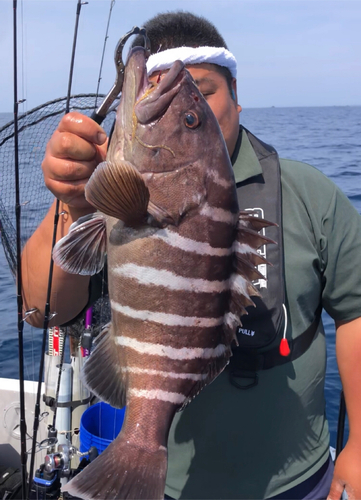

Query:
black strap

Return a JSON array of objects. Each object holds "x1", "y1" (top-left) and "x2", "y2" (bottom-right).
[
  {"x1": 235, "y1": 127, "x2": 285, "y2": 350},
  {"x1": 43, "y1": 394, "x2": 91, "y2": 409},
  {"x1": 229, "y1": 312, "x2": 321, "y2": 389}
]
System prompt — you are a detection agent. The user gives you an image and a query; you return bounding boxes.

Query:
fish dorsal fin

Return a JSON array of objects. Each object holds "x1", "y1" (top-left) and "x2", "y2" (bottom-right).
[
  {"x1": 53, "y1": 213, "x2": 106, "y2": 275},
  {"x1": 227, "y1": 211, "x2": 276, "y2": 332},
  {"x1": 234, "y1": 255, "x2": 266, "y2": 281},
  {"x1": 238, "y1": 211, "x2": 276, "y2": 231},
  {"x1": 85, "y1": 160, "x2": 150, "y2": 226},
  {"x1": 179, "y1": 212, "x2": 277, "y2": 409},
  {"x1": 237, "y1": 212, "x2": 276, "y2": 249}
]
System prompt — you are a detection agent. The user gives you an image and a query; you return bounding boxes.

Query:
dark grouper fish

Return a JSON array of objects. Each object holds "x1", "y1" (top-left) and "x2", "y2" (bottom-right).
[{"x1": 54, "y1": 46, "x2": 274, "y2": 500}]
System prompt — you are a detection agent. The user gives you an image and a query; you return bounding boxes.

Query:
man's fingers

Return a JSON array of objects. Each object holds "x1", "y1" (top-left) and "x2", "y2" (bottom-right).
[
  {"x1": 58, "y1": 112, "x2": 107, "y2": 146},
  {"x1": 45, "y1": 178, "x2": 90, "y2": 206},
  {"x1": 47, "y1": 130, "x2": 101, "y2": 162},
  {"x1": 40, "y1": 111, "x2": 108, "y2": 206},
  {"x1": 42, "y1": 156, "x2": 97, "y2": 182},
  {"x1": 327, "y1": 477, "x2": 344, "y2": 500}
]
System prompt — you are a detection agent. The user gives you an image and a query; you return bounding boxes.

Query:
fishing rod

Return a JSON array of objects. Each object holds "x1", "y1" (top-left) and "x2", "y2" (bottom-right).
[
  {"x1": 12, "y1": 0, "x2": 28, "y2": 497},
  {"x1": 27, "y1": 1, "x2": 88, "y2": 496},
  {"x1": 95, "y1": 0, "x2": 116, "y2": 109},
  {"x1": 25, "y1": 14, "x2": 151, "y2": 495}
]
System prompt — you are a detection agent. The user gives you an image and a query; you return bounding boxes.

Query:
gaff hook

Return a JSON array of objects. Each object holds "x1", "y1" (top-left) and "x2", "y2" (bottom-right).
[{"x1": 91, "y1": 26, "x2": 151, "y2": 124}]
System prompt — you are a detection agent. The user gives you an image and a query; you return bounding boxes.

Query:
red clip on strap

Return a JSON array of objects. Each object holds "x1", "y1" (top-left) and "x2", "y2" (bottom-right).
[{"x1": 279, "y1": 338, "x2": 290, "y2": 357}]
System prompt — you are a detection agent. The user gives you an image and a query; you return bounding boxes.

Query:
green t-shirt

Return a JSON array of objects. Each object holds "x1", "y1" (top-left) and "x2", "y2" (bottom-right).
[{"x1": 164, "y1": 130, "x2": 361, "y2": 499}]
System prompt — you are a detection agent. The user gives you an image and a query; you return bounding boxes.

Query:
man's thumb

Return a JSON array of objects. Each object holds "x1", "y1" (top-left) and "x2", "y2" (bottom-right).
[{"x1": 327, "y1": 477, "x2": 344, "y2": 500}]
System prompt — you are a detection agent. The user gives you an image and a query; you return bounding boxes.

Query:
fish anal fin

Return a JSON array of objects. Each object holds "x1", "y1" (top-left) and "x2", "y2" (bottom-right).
[
  {"x1": 63, "y1": 433, "x2": 167, "y2": 500},
  {"x1": 85, "y1": 160, "x2": 150, "y2": 227},
  {"x1": 52, "y1": 213, "x2": 106, "y2": 275},
  {"x1": 82, "y1": 323, "x2": 126, "y2": 408}
]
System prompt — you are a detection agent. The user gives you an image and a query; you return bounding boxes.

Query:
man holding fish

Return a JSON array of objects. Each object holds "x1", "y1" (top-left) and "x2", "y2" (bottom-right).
[{"x1": 22, "y1": 11, "x2": 361, "y2": 500}]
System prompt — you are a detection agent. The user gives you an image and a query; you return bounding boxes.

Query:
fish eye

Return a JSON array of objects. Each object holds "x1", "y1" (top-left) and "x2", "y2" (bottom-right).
[{"x1": 184, "y1": 112, "x2": 200, "y2": 129}]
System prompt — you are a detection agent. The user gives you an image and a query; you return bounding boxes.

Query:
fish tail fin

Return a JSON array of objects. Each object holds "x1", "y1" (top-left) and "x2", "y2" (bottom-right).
[{"x1": 63, "y1": 433, "x2": 167, "y2": 500}]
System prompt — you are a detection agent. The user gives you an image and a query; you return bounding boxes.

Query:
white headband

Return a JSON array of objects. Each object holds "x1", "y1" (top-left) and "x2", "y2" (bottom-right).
[{"x1": 146, "y1": 46, "x2": 237, "y2": 79}]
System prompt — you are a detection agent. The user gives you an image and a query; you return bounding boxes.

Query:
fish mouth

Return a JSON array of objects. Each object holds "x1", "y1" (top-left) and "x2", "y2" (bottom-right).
[
  {"x1": 124, "y1": 47, "x2": 150, "y2": 104},
  {"x1": 125, "y1": 47, "x2": 185, "y2": 125}
]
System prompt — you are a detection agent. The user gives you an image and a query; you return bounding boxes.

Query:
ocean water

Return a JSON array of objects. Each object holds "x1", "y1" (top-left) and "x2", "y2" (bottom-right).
[{"x1": 0, "y1": 105, "x2": 360, "y2": 449}]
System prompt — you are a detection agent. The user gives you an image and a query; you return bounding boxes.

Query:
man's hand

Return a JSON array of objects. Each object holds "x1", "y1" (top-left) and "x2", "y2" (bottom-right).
[
  {"x1": 328, "y1": 316, "x2": 361, "y2": 500},
  {"x1": 42, "y1": 111, "x2": 108, "y2": 209},
  {"x1": 22, "y1": 112, "x2": 108, "y2": 327},
  {"x1": 327, "y1": 441, "x2": 361, "y2": 499}
]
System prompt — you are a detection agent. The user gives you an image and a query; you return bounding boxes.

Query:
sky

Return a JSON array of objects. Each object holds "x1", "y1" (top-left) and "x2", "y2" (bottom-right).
[{"x1": 0, "y1": 0, "x2": 360, "y2": 112}]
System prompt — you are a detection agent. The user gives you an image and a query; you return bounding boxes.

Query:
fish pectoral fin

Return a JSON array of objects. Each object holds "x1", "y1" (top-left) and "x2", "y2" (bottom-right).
[
  {"x1": 52, "y1": 213, "x2": 106, "y2": 275},
  {"x1": 147, "y1": 200, "x2": 177, "y2": 227},
  {"x1": 85, "y1": 160, "x2": 150, "y2": 226},
  {"x1": 82, "y1": 323, "x2": 126, "y2": 408}
]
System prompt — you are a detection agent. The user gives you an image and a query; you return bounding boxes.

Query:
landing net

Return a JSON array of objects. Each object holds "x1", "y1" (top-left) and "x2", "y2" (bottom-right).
[{"x1": 0, "y1": 94, "x2": 118, "y2": 275}]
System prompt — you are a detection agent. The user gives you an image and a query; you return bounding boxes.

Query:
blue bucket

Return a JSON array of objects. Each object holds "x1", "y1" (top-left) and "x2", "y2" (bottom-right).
[{"x1": 79, "y1": 402, "x2": 126, "y2": 455}]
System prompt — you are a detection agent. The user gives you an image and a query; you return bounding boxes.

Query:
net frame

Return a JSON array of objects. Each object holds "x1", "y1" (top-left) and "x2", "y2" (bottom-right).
[{"x1": 0, "y1": 94, "x2": 118, "y2": 275}]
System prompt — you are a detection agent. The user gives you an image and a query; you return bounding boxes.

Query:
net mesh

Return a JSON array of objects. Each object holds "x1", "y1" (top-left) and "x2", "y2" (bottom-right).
[{"x1": 0, "y1": 94, "x2": 118, "y2": 275}]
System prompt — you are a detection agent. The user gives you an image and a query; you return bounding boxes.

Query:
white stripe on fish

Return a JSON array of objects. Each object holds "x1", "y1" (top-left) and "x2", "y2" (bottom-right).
[
  {"x1": 112, "y1": 263, "x2": 228, "y2": 293},
  {"x1": 224, "y1": 311, "x2": 242, "y2": 329},
  {"x1": 200, "y1": 203, "x2": 238, "y2": 224},
  {"x1": 111, "y1": 301, "x2": 224, "y2": 328},
  {"x1": 229, "y1": 273, "x2": 251, "y2": 297},
  {"x1": 233, "y1": 241, "x2": 260, "y2": 255},
  {"x1": 207, "y1": 169, "x2": 234, "y2": 189},
  {"x1": 115, "y1": 335, "x2": 228, "y2": 360},
  {"x1": 121, "y1": 366, "x2": 207, "y2": 381},
  {"x1": 129, "y1": 388, "x2": 186, "y2": 405},
  {"x1": 152, "y1": 228, "x2": 233, "y2": 256}
]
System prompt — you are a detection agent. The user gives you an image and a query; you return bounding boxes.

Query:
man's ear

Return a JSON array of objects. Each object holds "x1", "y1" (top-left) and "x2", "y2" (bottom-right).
[{"x1": 232, "y1": 78, "x2": 242, "y2": 114}]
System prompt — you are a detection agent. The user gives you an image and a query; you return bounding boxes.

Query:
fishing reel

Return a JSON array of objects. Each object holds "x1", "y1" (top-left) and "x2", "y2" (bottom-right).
[
  {"x1": 29, "y1": 464, "x2": 62, "y2": 500},
  {"x1": 44, "y1": 444, "x2": 76, "y2": 476},
  {"x1": 44, "y1": 444, "x2": 99, "y2": 475},
  {"x1": 30, "y1": 443, "x2": 99, "y2": 499}
]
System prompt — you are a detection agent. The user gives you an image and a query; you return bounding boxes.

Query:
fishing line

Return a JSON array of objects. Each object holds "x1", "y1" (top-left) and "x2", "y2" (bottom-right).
[
  {"x1": 66, "y1": 0, "x2": 88, "y2": 114},
  {"x1": 20, "y1": 0, "x2": 27, "y2": 115},
  {"x1": 27, "y1": 1, "x2": 88, "y2": 496},
  {"x1": 95, "y1": 0, "x2": 116, "y2": 108},
  {"x1": 12, "y1": 0, "x2": 28, "y2": 497}
]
